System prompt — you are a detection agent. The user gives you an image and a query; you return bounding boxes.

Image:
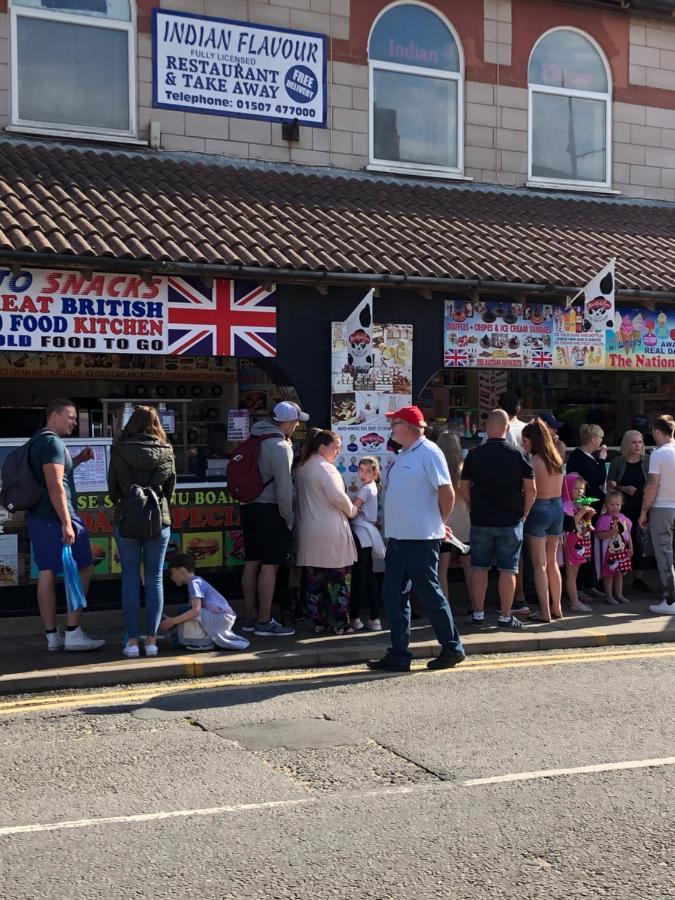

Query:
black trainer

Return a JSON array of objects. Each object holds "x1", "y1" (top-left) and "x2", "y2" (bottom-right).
[
  {"x1": 469, "y1": 613, "x2": 486, "y2": 628},
  {"x1": 367, "y1": 656, "x2": 411, "y2": 672},
  {"x1": 427, "y1": 649, "x2": 466, "y2": 670},
  {"x1": 497, "y1": 615, "x2": 523, "y2": 630}
]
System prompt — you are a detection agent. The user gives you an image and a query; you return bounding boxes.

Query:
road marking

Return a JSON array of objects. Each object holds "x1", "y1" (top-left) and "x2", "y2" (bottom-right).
[
  {"x1": 2, "y1": 755, "x2": 674, "y2": 838},
  {"x1": 0, "y1": 798, "x2": 314, "y2": 837},
  {"x1": 463, "y1": 756, "x2": 675, "y2": 786},
  {"x1": 0, "y1": 644, "x2": 673, "y2": 716}
]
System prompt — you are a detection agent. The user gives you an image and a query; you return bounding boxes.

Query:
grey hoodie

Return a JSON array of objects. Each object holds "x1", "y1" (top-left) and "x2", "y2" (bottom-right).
[{"x1": 248, "y1": 419, "x2": 294, "y2": 528}]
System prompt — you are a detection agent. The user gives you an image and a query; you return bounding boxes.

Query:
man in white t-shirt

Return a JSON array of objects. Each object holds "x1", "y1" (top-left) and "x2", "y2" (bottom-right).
[
  {"x1": 639, "y1": 415, "x2": 675, "y2": 615},
  {"x1": 367, "y1": 406, "x2": 465, "y2": 673}
]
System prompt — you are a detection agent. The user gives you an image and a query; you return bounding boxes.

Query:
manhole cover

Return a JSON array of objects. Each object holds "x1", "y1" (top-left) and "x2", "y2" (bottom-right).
[{"x1": 214, "y1": 718, "x2": 365, "y2": 750}]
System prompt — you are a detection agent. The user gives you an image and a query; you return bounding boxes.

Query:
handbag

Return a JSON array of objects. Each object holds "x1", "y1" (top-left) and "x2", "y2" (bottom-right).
[{"x1": 636, "y1": 525, "x2": 655, "y2": 558}]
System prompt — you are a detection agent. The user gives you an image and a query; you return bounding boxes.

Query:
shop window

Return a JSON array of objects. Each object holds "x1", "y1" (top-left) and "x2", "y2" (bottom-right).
[
  {"x1": 9, "y1": 0, "x2": 136, "y2": 139},
  {"x1": 528, "y1": 28, "x2": 611, "y2": 189},
  {"x1": 368, "y1": 2, "x2": 464, "y2": 177}
]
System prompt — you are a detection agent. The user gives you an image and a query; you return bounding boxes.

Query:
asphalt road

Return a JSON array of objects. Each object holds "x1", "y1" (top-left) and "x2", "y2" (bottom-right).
[{"x1": 1, "y1": 645, "x2": 674, "y2": 900}]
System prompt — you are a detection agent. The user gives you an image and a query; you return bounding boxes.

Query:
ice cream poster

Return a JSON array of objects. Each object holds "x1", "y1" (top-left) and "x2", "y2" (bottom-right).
[
  {"x1": 606, "y1": 307, "x2": 675, "y2": 370},
  {"x1": 444, "y1": 299, "x2": 553, "y2": 368},
  {"x1": 551, "y1": 306, "x2": 606, "y2": 370}
]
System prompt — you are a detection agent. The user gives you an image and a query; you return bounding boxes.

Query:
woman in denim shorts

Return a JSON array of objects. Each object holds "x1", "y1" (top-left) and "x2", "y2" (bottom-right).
[{"x1": 522, "y1": 419, "x2": 565, "y2": 623}]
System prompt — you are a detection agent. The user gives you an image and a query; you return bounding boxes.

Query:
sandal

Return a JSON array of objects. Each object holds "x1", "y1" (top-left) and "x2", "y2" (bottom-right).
[
  {"x1": 528, "y1": 613, "x2": 552, "y2": 623},
  {"x1": 333, "y1": 626, "x2": 355, "y2": 635},
  {"x1": 569, "y1": 602, "x2": 592, "y2": 613}
]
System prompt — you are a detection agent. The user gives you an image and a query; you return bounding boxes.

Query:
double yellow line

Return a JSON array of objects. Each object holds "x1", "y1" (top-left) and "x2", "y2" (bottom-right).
[{"x1": 0, "y1": 644, "x2": 673, "y2": 717}]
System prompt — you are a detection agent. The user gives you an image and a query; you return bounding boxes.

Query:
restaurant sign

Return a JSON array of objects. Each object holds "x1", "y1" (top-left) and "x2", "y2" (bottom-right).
[
  {"x1": 153, "y1": 9, "x2": 327, "y2": 127},
  {"x1": 0, "y1": 269, "x2": 277, "y2": 358}
]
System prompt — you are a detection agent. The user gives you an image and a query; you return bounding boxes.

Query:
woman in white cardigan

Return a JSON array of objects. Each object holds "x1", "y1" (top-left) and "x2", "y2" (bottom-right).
[{"x1": 296, "y1": 428, "x2": 358, "y2": 634}]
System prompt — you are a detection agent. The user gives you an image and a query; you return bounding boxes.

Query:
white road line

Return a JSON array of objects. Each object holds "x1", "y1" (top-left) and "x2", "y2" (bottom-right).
[
  {"x1": 462, "y1": 756, "x2": 675, "y2": 786},
  {"x1": 0, "y1": 798, "x2": 313, "y2": 837},
  {"x1": 2, "y1": 756, "x2": 674, "y2": 838}
]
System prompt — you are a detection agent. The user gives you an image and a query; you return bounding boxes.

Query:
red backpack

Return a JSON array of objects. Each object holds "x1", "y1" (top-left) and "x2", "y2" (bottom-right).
[{"x1": 226, "y1": 434, "x2": 279, "y2": 502}]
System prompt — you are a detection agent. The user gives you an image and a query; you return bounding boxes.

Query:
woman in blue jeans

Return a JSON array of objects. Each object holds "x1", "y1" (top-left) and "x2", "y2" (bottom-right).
[
  {"x1": 108, "y1": 406, "x2": 176, "y2": 658},
  {"x1": 522, "y1": 419, "x2": 564, "y2": 623}
]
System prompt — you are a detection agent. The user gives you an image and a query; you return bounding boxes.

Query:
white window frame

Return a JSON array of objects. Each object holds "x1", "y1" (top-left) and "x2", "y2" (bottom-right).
[
  {"x1": 527, "y1": 26, "x2": 612, "y2": 192},
  {"x1": 9, "y1": 1, "x2": 137, "y2": 141},
  {"x1": 367, "y1": 0, "x2": 465, "y2": 179}
]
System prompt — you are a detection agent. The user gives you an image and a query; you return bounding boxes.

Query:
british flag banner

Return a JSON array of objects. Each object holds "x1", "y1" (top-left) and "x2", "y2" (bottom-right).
[{"x1": 167, "y1": 276, "x2": 277, "y2": 357}]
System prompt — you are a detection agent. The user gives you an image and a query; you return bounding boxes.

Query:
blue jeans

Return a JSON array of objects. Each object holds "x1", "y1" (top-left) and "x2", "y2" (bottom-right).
[
  {"x1": 114, "y1": 525, "x2": 171, "y2": 638},
  {"x1": 383, "y1": 538, "x2": 463, "y2": 665}
]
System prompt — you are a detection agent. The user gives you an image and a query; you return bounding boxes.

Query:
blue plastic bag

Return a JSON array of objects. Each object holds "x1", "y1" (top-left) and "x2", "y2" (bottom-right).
[{"x1": 62, "y1": 545, "x2": 87, "y2": 612}]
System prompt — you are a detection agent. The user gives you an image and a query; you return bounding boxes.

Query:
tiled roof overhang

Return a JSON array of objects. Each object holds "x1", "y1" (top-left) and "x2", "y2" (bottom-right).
[{"x1": 1, "y1": 139, "x2": 675, "y2": 298}]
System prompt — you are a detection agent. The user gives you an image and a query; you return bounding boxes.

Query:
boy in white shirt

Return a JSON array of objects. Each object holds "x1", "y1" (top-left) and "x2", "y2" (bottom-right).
[{"x1": 160, "y1": 554, "x2": 250, "y2": 650}]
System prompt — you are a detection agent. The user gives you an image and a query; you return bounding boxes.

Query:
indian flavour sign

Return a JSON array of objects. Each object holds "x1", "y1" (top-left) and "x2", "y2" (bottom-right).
[
  {"x1": 0, "y1": 269, "x2": 277, "y2": 358},
  {"x1": 153, "y1": 9, "x2": 327, "y2": 127}
]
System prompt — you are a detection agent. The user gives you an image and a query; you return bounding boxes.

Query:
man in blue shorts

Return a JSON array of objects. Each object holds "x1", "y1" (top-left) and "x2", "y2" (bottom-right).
[
  {"x1": 459, "y1": 409, "x2": 536, "y2": 630},
  {"x1": 27, "y1": 399, "x2": 105, "y2": 652}
]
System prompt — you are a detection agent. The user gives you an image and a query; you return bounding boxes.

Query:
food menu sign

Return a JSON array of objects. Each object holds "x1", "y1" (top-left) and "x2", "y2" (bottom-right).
[
  {"x1": 331, "y1": 304, "x2": 413, "y2": 496},
  {"x1": 0, "y1": 268, "x2": 277, "y2": 358},
  {"x1": 444, "y1": 298, "x2": 613, "y2": 371},
  {"x1": 444, "y1": 299, "x2": 554, "y2": 369}
]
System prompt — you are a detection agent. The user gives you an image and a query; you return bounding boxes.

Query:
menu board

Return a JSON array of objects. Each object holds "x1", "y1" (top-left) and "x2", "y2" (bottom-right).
[
  {"x1": 0, "y1": 533, "x2": 18, "y2": 586},
  {"x1": 331, "y1": 314, "x2": 413, "y2": 497},
  {"x1": 444, "y1": 299, "x2": 553, "y2": 368},
  {"x1": 66, "y1": 444, "x2": 109, "y2": 491},
  {"x1": 606, "y1": 307, "x2": 675, "y2": 371},
  {"x1": 552, "y1": 305, "x2": 605, "y2": 369}
]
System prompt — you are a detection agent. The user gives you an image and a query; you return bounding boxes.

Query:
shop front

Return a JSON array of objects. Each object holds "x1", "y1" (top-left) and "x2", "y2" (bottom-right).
[
  {"x1": 416, "y1": 295, "x2": 675, "y2": 449},
  {"x1": 0, "y1": 267, "x2": 305, "y2": 613}
]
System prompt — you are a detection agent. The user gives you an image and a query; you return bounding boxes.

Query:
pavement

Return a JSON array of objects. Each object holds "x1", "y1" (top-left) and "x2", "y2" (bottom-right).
[{"x1": 1, "y1": 576, "x2": 674, "y2": 693}]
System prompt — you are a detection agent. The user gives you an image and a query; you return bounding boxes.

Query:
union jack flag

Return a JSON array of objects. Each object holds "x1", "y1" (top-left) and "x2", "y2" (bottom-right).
[
  {"x1": 167, "y1": 276, "x2": 277, "y2": 357},
  {"x1": 531, "y1": 349, "x2": 553, "y2": 368},
  {"x1": 444, "y1": 348, "x2": 468, "y2": 367}
]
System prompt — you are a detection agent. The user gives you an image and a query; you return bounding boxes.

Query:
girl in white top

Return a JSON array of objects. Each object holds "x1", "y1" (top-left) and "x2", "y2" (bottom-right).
[{"x1": 349, "y1": 457, "x2": 384, "y2": 632}]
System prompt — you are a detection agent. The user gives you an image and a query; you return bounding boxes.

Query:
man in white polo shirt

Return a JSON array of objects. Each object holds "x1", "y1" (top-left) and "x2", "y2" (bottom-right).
[
  {"x1": 368, "y1": 406, "x2": 465, "y2": 672},
  {"x1": 639, "y1": 414, "x2": 675, "y2": 615}
]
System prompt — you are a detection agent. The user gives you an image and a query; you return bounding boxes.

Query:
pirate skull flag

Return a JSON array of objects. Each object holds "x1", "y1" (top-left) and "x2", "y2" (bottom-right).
[
  {"x1": 343, "y1": 289, "x2": 374, "y2": 373},
  {"x1": 583, "y1": 259, "x2": 616, "y2": 333}
]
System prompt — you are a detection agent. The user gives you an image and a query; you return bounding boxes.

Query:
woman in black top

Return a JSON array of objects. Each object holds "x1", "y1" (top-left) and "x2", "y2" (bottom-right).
[
  {"x1": 607, "y1": 430, "x2": 650, "y2": 591},
  {"x1": 567, "y1": 424, "x2": 608, "y2": 504},
  {"x1": 566, "y1": 424, "x2": 608, "y2": 597}
]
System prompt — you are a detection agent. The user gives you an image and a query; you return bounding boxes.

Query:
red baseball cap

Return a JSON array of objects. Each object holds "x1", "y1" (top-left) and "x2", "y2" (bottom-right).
[{"x1": 385, "y1": 405, "x2": 427, "y2": 427}]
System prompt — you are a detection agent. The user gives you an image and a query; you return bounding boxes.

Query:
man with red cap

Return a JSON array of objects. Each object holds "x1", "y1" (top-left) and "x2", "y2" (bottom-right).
[{"x1": 368, "y1": 406, "x2": 465, "y2": 672}]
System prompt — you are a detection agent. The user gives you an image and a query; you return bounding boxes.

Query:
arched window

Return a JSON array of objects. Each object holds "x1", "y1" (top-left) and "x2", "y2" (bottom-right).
[
  {"x1": 528, "y1": 28, "x2": 611, "y2": 188},
  {"x1": 368, "y1": 2, "x2": 463, "y2": 176},
  {"x1": 10, "y1": 0, "x2": 136, "y2": 138}
]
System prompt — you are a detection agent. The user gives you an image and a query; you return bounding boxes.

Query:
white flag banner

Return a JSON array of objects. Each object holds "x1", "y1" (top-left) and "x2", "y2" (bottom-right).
[
  {"x1": 343, "y1": 289, "x2": 374, "y2": 373},
  {"x1": 583, "y1": 258, "x2": 616, "y2": 333}
]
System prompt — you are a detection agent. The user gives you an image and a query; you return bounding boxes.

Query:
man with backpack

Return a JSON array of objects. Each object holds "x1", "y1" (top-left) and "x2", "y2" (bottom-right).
[
  {"x1": 26, "y1": 399, "x2": 105, "y2": 652},
  {"x1": 232, "y1": 401, "x2": 308, "y2": 636}
]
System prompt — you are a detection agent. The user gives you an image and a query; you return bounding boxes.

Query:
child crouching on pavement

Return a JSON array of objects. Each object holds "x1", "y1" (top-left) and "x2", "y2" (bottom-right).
[{"x1": 160, "y1": 554, "x2": 250, "y2": 651}]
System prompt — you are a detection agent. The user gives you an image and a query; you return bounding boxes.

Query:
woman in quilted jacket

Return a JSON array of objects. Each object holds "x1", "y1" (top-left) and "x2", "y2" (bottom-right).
[{"x1": 108, "y1": 406, "x2": 176, "y2": 658}]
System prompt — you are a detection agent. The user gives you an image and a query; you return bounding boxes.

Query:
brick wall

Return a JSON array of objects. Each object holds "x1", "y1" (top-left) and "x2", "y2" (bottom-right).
[
  {"x1": 5, "y1": 0, "x2": 675, "y2": 201},
  {"x1": 141, "y1": 0, "x2": 357, "y2": 166}
]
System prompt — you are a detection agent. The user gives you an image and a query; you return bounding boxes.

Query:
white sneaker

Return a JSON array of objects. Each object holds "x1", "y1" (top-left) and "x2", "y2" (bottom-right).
[
  {"x1": 350, "y1": 618, "x2": 365, "y2": 631},
  {"x1": 64, "y1": 627, "x2": 106, "y2": 652},
  {"x1": 46, "y1": 631, "x2": 63, "y2": 652},
  {"x1": 649, "y1": 599, "x2": 675, "y2": 616},
  {"x1": 367, "y1": 618, "x2": 383, "y2": 631},
  {"x1": 123, "y1": 641, "x2": 140, "y2": 658},
  {"x1": 144, "y1": 643, "x2": 158, "y2": 657}
]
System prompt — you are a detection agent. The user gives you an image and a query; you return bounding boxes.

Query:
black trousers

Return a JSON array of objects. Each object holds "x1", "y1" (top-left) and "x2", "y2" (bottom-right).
[{"x1": 350, "y1": 543, "x2": 379, "y2": 620}]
